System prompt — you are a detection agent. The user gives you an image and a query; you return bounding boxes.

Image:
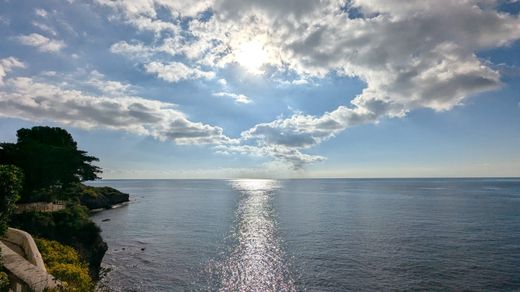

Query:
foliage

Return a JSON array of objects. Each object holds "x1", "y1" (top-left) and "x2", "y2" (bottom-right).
[
  {"x1": 0, "y1": 247, "x2": 9, "y2": 291},
  {"x1": 35, "y1": 238, "x2": 93, "y2": 292},
  {"x1": 0, "y1": 272, "x2": 8, "y2": 291},
  {"x1": 0, "y1": 164, "x2": 23, "y2": 235},
  {"x1": 10, "y1": 204, "x2": 100, "y2": 246},
  {"x1": 9, "y1": 204, "x2": 107, "y2": 279},
  {"x1": 76, "y1": 184, "x2": 129, "y2": 210},
  {"x1": 0, "y1": 126, "x2": 101, "y2": 202}
]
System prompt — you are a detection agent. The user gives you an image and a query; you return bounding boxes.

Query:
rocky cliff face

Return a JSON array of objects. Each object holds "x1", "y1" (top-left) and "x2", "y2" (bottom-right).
[{"x1": 80, "y1": 232, "x2": 107, "y2": 281}]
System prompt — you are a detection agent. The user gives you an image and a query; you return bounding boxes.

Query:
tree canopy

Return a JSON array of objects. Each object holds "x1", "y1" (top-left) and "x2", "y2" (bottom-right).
[{"x1": 0, "y1": 126, "x2": 101, "y2": 201}]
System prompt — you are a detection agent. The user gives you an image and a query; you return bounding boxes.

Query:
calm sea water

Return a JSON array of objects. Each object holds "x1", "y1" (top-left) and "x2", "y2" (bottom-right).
[{"x1": 89, "y1": 178, "x2": 520, "y2": 291}]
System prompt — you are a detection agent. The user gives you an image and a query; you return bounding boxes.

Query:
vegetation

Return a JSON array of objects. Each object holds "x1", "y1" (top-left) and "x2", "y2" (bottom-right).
[
  {"x1": 0, "y1": 126, "x2": 101, "y2": 202},
  {"x1": 0, "y1": 246, "x2": 8, "y2": 291},
  {"x1": 0, "y1": 126, "x2": 124, "y2": 284},
  {"x1": 9, "y1": 204, "x2": 107, "y2": 279},
  {"x1": 76, "y1": 185, "x2": 129, "y2": 210},
  {"x1": 35, "y1": 238, "x2": 93, "y2": 292},
  {"x1": 0, "y1": 164, "x2": 24, "y2": 290},
  {"x1": 0, "y1": 165, "x2": 23, "y2": 234}
]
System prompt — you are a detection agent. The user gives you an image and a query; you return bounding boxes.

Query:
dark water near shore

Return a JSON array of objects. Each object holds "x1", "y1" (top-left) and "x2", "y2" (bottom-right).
[{"x1": 89, "y1": 178, "x2": 520, "y2": 291}]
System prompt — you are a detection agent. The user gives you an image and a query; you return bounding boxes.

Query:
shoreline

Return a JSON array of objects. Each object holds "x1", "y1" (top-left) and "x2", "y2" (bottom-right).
[{"x1": 89, "y1": 200, "x2": 132, "y2": 214}]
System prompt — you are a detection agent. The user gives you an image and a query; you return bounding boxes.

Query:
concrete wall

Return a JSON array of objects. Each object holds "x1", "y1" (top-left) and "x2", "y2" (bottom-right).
[
  {"x1": 1, "y1": 228, "x2": 61, "y2": 291},
  {"x1": 2, "y1": 228, "x2": 46, "y2": 272},
  {"x1": 14, "y1": 202, "x2": 66, "y2": 214},
  {"x1": 0, "y1": 242, "x2": 59, "y2": 292}
]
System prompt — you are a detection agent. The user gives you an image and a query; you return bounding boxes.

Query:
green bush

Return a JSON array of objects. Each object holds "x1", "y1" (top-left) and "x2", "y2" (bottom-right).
[
  {"x1": 0, "y1": 246, "x2": 9, "y2": 290},
  {"x1": 0, "y1": 164, "x2": 23, "y2": 235},
  {"x1": 0, "y1": 165, "x2": 23, "y2": 290},
  {"x1": 35, "y1": 238, "x2": 93, "y2": 292},
  {"x1": 9, "y1": 204, "x2": 107, "y2": 279}
]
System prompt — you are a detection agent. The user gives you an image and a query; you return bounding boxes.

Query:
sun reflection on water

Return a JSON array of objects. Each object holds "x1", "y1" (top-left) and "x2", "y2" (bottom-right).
[{"x1": 214, "y1": 179, "x2": 295, "y2": 291}]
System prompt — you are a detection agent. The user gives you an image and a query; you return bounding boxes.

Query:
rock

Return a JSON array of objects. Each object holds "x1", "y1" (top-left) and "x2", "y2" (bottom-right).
[
  {"x1": 86, "y1": 235, "x2": 108, "y2": 281},
  {"x1": 79, "y1": 185, "x2": 130, "y2": 210}
]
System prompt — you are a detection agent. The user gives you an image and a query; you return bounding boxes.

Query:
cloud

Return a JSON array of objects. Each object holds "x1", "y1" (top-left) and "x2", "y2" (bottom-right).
[
  {"x1": 215, "y1": 0, "x2": 518, "y2": 167},
  {"x1": 95, "y1": 0, "x2": 212, "y2": 22},
  {"x1": 95, "y1": 0, "x2": 212, "y2": 34},
  {"x1": 216, "y1": 144, "x2": 325, "y2": 170},
  {"x1": 110, "y1": 40, "x2": 153, "y2": 58},
  {"x1": 58, "y1": 0, "x2": 520, "y2": 167},
  {"x1": 35, "y1": 8, "x2": 48, "y2": 18},
  {"x1": 144, "y1": 61, "x2": 215, "y2": 83},
  {"x1": 227, "y1": 109, "x2": 372, "y2": 168},
  {"x1": 213, "y1": 92, "x2": 252, "y2": 104},
  {"x1": 16, "y1": 33, "x2": 66, "y2": 53},
  {"x1": 32, "y1": 21, "x2": 57, "y2": 36},
  {"x1": 0, "y1": 57, "x2": 25, "y2": 85},
  {"x1": 0, "y1": 74, "x2": 236, "y2": 145},
  {"x1": 86, "y1": 70, "x2": 133, "y2": 95}
]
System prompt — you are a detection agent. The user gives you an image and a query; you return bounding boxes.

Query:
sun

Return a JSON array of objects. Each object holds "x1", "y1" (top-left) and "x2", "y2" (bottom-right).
[{"x1": 235, "y1": 41, "x2": 268, "y2": 74}]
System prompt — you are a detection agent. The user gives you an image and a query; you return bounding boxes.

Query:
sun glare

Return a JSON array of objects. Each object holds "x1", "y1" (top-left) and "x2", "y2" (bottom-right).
[{"x1": 235, "y1": 41, "x2": 268, "y2": 74}]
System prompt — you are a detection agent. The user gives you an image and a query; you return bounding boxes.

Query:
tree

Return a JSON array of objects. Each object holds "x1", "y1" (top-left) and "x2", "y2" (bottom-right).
[
  {"x1": 0, "y1": 127, "x2": 101, "y2": 201},
  {"x1": 0, "y1": 164, "x2": 23, "y2": 235}
]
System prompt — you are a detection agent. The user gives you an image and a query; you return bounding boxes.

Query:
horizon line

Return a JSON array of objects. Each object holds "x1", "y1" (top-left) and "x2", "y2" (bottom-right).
[{"x1": 92, "y1": 176, "x2": 520, "y2": 181}]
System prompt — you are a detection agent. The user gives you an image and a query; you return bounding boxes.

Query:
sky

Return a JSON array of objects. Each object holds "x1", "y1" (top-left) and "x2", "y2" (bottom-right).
[{"x1": 0, "y1": 0, "x2": 519, "y2": 179}]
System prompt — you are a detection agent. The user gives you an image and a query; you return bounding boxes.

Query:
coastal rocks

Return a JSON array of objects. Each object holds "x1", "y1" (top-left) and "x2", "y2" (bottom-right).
[{"x1": 79, "y1": 185, "x2": 130, "y2": 210}]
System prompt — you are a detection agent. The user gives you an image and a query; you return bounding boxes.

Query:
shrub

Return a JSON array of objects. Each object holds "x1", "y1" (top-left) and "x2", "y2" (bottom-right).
[
  {"x1": 35, "y1": 238, "x2": 93, "y2": 292},
  {"x1": 0, "y1": 164, "x2": 23, "y2": 235},
  {"x1": 10, "y1": 205, "x2": 107, "y2": 280},
  {"x1": 35, "y1": 238, "x2": 80, "y2": 266},
  {"x1": 0, "y1": 246, "x2": 9, "y2": 290}
]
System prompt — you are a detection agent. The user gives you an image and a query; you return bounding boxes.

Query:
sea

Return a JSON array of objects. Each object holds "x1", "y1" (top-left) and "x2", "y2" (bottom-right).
[{"x1": 88, "y1": 178, "x2": 520, "y2": 291}]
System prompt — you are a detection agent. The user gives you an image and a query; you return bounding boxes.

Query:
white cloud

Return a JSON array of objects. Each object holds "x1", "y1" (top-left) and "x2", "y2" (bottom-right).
[
  {"x1": 32, "y1": 21, "x2": 57, "y2": 36},
  {"x1": 110, "y1": 40, "x2": 153, "y2": 58},
  {"x1": 95, "y1": 0, "x2": 212, "y2": 21},
  {"x1": 213, "y1": 92, "x2": 252, "y2": 104},
  {"x1": 86, "y1": 70, "x2": 133, "y2": 95},
  {"x1": 35, "y1": 8, "x2": 48, "y2": 18},
  {"x1": 73, "y1": 0, "x2": 520, "y2": 167},
  {"x1": 0, "y1": 75, "x2": 236, "y2": 145},
  {"x1": 16, "y1": 33, "x2": 65, "y2": 53},
  {"x1": 0, "y1": 57, "x2": 25, "y2": 85},
  {"x1": 144, "y1": 61, "x2": 215, "y2": 83},
  {"x1": 216, "y1": 144, "x2": 325, "y2": 170}
]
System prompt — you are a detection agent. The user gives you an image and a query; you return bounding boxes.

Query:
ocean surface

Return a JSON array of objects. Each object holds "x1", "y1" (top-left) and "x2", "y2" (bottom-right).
[{"x1": 89, "y1": 178, "x2": 520, "y2": 291}]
